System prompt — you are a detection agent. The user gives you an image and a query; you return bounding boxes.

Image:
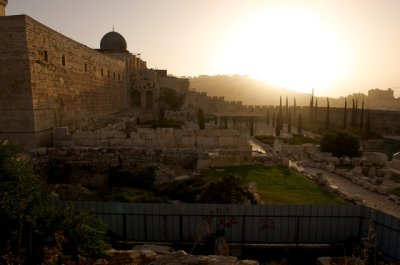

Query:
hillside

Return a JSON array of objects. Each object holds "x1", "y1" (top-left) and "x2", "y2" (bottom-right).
[{"x1": 189, "y1": 75, "x2": 311, "y2": 106}]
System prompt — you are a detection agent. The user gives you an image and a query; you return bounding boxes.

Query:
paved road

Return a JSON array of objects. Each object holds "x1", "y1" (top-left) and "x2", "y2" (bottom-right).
[{"x1": 304, "y1": 167, "x2": 400, "y2": 218}]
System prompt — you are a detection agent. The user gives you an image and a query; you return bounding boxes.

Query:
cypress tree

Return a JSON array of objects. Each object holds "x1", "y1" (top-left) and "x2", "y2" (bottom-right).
[
  {"x1": 314, "y1": 98, "x2": 318, "y2": 121},
  {"x1": 275, "y1": 115, "x2": 281, "y2": 137},
  {"x1": 326, "y1": 98, "x2": 330, "y2": 129},
  {"x1": 293, "y1": 97, "x2": 297, "y2": 119},
  {"x1": 351, "y1": 99, "x2": 355, "y2": 128},
  {"x1": 249, "y1": 118, "x2": 254, "y2": 136},
  {"x1": 343, "y1": 98, "x2": 347, "y2": 129},
  {"x1": 360, "y1": 100, "x2": 364, "y2": 129},
  {"x1": 297, "y1": 114, "x2": 303, "y2": 135},
  {"x1": 272, "y1": 113, "x2": 276, "y2": 127},
  {"x1": 285, "y1": 96, "x2": 289, "y2": 123},
  {"x1": 365, "y1": 109, "x2": 371, "y2": 135},
  {"x1": 278, "y1": 96, "x2": 283, "y2": 131},
  {"x1": 354, "y1": 98, "x2": 358, "y2": 128},
  {"x1": 197, "y1": 108, "x2": 205, "y2": 130},
  {"x1": 309, "y1": 94, "x2": 314, "y2": 121}
]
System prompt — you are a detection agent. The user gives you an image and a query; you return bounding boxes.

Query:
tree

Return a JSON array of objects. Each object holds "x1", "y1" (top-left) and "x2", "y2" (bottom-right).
[
  {"x1": 275, "y1": 115, "x2": 282, "y2": 137},
  {"x1": 159, "y1": 87, "x2": 184, "y2": 111},
  {"x1": 309, "y1": 91, "x2": 314, "y2": 121},
  {"x1": 0, "y1": 141, "x2": 110, "y2": 263},
  {"x1": 365, "y1": 109, "x2": 371, "y2": 135},
  {"x1": 293, "y1": 97, "x2": 297, "y2": 119},
  {"x1": 278, "y1": 96, "x2": 283, "y2": 131},
  {"x1": 320, "y1": 131, "x2": 361, "y2": 158},
  {"x1": 326, "y1": 98, "x2": 330, "y2": 129},
  {"x1": 354, "y1": 98, "x2": 358, "y2": 127},
  {"x1": 198, "y1": 175, "x2": 255, "y2": 204},
  {"x1": 287, "y1": 113, "x2": 292, "y2": 133},
  {"x1": 197, "y1": 108, "x2": 205, "y2": 130},
  {"x1": 249, "y1": 118, "x2": 254, "y2": 136},
  {"x1": 351, "y1": 99, "x2": 356, "y2": 128},
  {"x1": 343, "y1": 98, "x2": 347, "y2": 129},
  {"x1": 360, "y1": 99, "x2": 364, "y2": 129},
  {"x1": 285, "y1": 96, "x2": 289, "y2": 123},
  {"x1": 314, "y1": 98, "x2": 318, "y2": 121},
  {"x1": 272, "y1": 113, "x2": 276, "y2": 127},
  {"x1": 297, "y1": 114, "x2": 303, "y2": 135},
  {"x1": 0, "y1": 142, "x2": 45, "y2": 256}
]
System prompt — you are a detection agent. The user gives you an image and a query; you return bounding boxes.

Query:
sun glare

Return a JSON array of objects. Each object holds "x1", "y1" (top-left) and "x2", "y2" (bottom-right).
[{"x1": 216, "y1": 6, "x2": 350, "y2": 95}]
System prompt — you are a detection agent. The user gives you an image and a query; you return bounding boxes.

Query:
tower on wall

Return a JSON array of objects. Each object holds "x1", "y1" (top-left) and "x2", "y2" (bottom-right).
[{"x1": 0, "y1": 0, "x2": 7, "y2": 16}]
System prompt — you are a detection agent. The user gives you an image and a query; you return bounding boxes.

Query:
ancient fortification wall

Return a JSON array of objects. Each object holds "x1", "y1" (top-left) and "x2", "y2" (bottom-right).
[
  {"x1": 0, "y1": 16, "x2": 36, "y2": 149},
  {"x1": 25, "y1": 16, "x2": 129, "y2": 145},
  {"x1": 0, "y1": 15, "x2": 131, "y2": 148}
]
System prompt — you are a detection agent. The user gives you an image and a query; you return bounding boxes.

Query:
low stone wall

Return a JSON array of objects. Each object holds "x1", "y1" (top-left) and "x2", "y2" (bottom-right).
[
  {"x1": 30, "y1": 145, "x2": 254, "y2": 188},
  {"x1": 54, "y1": 127, "x2": 251, "y2": 151}
]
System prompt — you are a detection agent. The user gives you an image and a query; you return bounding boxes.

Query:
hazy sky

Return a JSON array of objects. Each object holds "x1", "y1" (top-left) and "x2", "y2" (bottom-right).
[{"x1": 6, "y1": 0, "x2": 400, "y2": 97}]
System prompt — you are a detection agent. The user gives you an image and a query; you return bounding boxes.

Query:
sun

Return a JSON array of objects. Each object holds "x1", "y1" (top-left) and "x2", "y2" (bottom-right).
[{"x1": 215, "y1": 6, "x2": 350, "y2": 95}]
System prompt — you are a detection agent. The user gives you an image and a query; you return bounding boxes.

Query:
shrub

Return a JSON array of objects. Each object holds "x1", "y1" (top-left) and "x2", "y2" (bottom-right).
[
  {"x1": 198, "y1": 175, "x2": 256, "y2": 204},
  {"x1": 320, "y1": 131, "x2": 361, "y2": 158},
  {"x1": 37, "y1": 207, "x2": 110, "y2": 258},
  {"x1": 0, "y1": 141, "x2": 110, "y2": 263},
  {"x1": 108, "y1": 166, "x2": 156, "y2": 190}
]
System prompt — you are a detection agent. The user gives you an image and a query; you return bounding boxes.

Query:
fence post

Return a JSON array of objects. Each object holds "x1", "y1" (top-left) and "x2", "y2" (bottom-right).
[
  {"x1": 295, "y1": 216, "x2": 300, "y2": 247},
  {"x1": 123, "y1": 213, "x2": 127, "y2": 241},
  {"x1": 179, "y1": 214, "x2": 183, "y2": 243},
  {"x1": 241, "y1": 215, "x2": 245, "y2": 244},
  {"x1": 144, "y1": 214, "x2": 148, "y2": 241}
]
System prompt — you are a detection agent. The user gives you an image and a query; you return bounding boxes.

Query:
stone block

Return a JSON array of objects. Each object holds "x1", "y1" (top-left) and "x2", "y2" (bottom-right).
[
  {"x1": 363, "y1": 152, "x2": 388, "y2": 166},
  {"x1": 377, "y1": 168, "x2": 392, "y2": 179},
  {"x1": 352, "y1": 166, "x2": 362, "y2": 174},
  {"x1": 387, "y1": 160, "x2": 400, "y2": 171},
  {"x1": 377, "y1": 186, "x2": 389, "y2": 195},
  {"x1": 181, "y1": 136, "x2": 195, "y2": 147},
  {"x1": 326, "y1": 164, "x2": 335, "y2": 173}
]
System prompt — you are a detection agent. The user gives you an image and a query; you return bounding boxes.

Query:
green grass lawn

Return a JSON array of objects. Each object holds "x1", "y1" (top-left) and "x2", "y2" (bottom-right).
[{"x1": 203, "y1": 165, "x2": 346, "y2": 205}]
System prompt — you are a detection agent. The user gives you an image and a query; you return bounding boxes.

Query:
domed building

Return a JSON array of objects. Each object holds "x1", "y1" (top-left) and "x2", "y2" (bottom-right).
[{"x1": 100, "y1": 31, "x2": 128, "y2": 52}]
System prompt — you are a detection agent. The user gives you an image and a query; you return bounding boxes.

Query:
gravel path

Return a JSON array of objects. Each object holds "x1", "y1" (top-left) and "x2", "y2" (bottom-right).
[{"x1": 304, "y1": 167, "x2": 400, "y2": 218}]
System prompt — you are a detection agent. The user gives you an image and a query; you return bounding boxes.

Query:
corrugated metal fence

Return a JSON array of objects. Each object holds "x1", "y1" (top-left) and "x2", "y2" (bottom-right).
[{"x1": 53, "y1": 201, "x2": 400, "y2": 259}]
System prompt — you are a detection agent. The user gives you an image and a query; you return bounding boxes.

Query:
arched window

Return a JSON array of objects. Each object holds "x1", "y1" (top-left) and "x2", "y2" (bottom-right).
[
  {"x1": 132, "y1": 90, "x2": 141, "y2": 107},
  {"x1": 146, "y1": 91, "x2": 153, "y2": 109}
]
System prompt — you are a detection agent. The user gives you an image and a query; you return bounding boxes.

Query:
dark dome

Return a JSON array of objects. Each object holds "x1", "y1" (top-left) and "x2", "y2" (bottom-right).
[{"x1": 100, "y1": 31, "x2": 127, "y2": 51}]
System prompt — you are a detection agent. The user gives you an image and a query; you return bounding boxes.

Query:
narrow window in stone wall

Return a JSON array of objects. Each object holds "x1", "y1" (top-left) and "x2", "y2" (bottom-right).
[
  {"x1": 44, "y1": 51, "x2": 48, "y2": 62},
  {"x1": 113, "y1": 72, "x2": 115, "y2": 80},
  {"x1": 85, "y1": 63, "x2": 87, "y2": 72},
  {"x1": 108, "y1": 70, "x2": 110, "y2": 78},
  {"x1": 101, "y1": 69, "x2": 104, "y2": 76},
  {"x1": 61, "y1": 56, "x2": 65, "y2": 66}
]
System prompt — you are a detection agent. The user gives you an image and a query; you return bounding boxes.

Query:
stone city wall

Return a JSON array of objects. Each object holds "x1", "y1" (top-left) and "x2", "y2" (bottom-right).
[
  {"x1": 0, "y1": 15, "x2": 131, "y2": 149},
  {"x1": 0, "y1": 15, "x2": 36, "y2": 149},
  {"x1": 25, "y1": 15, "x2": 130, "y2": 141}
]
